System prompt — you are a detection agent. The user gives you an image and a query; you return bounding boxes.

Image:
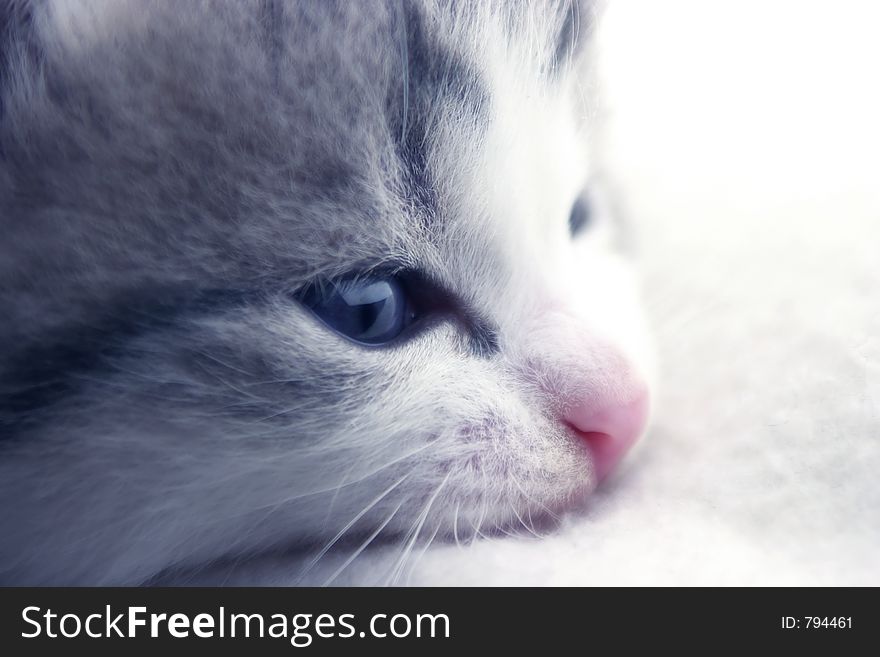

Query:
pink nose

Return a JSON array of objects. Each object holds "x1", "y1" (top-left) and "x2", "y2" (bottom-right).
[{"x1": 565, "y1": 390, "x2": 650, "y2": 483}]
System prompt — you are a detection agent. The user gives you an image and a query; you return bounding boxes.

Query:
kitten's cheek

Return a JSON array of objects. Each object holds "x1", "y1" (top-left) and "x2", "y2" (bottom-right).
[{"x1": 565, "y1": 389, "x2": 650, "y2": 483}]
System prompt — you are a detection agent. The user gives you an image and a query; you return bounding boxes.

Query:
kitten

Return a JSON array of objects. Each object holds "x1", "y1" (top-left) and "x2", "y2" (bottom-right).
[{"x1": 0, "y1": 0, "x2": 652, "y2": 585}]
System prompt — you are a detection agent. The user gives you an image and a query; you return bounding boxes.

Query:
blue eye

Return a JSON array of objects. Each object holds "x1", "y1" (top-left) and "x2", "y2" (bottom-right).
[{"x1": 299, "y1": 277, "x2": 415, "y2": 345}]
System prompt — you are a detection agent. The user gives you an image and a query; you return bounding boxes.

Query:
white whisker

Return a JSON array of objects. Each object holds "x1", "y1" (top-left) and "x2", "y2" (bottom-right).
[
  {"x1": 244, "y1": 440, "x2": 432, "y2": 515},
  {"x1": 321, "y1": 498, "x2": 406, "y2": 587},
  {"x1": 509, "y1": 500, "x2": 542, "y2": 540},
  {"x1": 385, "y1": 471, "x2": 451, "y2": 585},
  {"x1": 511, "y1": 475, "x2": 560, "y2": 522},
  {"x1": 295, "y1": 472, "x2": 410, "y2": 584},
  {"x1": 321, "y1": 459, "x2": 360, "y2": 531},
  {"x1": 452, "y1": 499, "x2": 462, "y2": 549},
  {"x1": 405, "y1": 517, "x2": 443, "y2": 586}
]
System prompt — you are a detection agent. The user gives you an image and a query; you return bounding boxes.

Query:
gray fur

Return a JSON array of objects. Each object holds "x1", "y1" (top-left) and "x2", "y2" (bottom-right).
[{"x1": 0, "y1": 0, "x2": 650, "y2": 585}]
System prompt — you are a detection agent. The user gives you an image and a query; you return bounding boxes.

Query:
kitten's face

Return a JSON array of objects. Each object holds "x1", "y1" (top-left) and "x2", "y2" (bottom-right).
[{"x1": 0, "y1": 0, "x2": 652, "y2": 584}]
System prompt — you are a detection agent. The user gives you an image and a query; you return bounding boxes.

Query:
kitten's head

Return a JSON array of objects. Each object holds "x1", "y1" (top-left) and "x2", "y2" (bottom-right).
[{"x1": 0, "y1": 0, "x2": 652, "y2": 584}]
